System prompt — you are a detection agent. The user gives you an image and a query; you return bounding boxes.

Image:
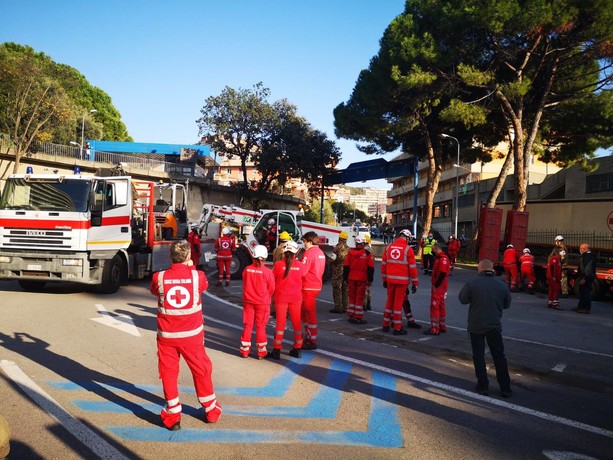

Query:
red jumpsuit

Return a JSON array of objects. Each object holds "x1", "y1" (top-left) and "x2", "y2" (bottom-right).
[
  {"x1": 187, "y1": 230, "x2": 202, "y2": 268},
  {"x1": 214, "y1": 234, "x2": 235, "y2": 285},
  {"x1": 503, "y1": 247, "x2": 520, "y2": 290},
  {"x1": 273, "y1": 259, "x2": 305, "y2": 352},
  {"x1": 240, "y1": 261, "x2": 275, "y2": 358},
  {"x1": 343, "y1": 246, "x2": 375, "y2": 322},
  {"x1": 301, "y1": 245, "x2": 326, "y2": 347},
  {"x1": 381, "y1": 237, "x2": 419, "y2": 332},
  {"x1": 265, "y1": 224, "x2": 278, "y2": 251},
  {"x1": 447, "y1": 238, "x2": 461, "y2": 269},
  {"x1": 520, "y1": 253, "x2": 536, "y2": 290},
  {"x1": 429, "y1": 251, "x2": 450, "y2": 334},
  {"x1": 547, "y1": 254, "x2": 562, "y2": 309},
  {"x1": 150, "y1": 263, "x2": 222, "y2": 428}
]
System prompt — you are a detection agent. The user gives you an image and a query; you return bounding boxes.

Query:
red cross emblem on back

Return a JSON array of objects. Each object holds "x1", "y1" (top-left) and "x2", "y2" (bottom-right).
[{"x1": 167, "y1": 286, "x2": 191, "y2": 309}]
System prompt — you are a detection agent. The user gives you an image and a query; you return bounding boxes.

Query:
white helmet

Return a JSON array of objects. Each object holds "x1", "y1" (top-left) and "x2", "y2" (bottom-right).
[
  {"x1": 355, "y1": 236, "x2": 365, "y2": 244},
  {"x1": 190, "y1": 222, "x2": 199, "y2": 230},
  {"x1": 523, "y1": 248, "x2": 530, "y2": 253},
  {"x1": 555, "y1": 235, "x2": 564, "y2": 241},
  {"x1": 222, "y1": 227, "x2": 232, "y2": 235},
  {"x1": 283, "y1": 241, "x2": 299, "y2": 253},
  {"x1": 507, "y1": 244, "x2": 514, "y2": 248},
  {"x1": 268, "y1": 218, "x2": 275, "y2": 225},
  {"x1": 400, "y1": 229, "x2": 412, "y2": 238},
  {"x1": 253, "y1": 245, "x2": 268, "y2": 260}
]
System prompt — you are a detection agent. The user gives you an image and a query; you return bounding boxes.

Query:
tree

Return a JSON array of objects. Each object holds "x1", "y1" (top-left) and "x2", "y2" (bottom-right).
[
  {"x1": 0, "y1": 44, "x2": 74, "y2": 177},
  {"x1": 303, "y1": 198, "x2": 336, "y2": 225},
  {"x1": 197, "y1": 82, "x2": 274, "y2": 193},
  {"x1": 0, "y1": 43, "x2": 133, "y2": 178},
  {"x1": 334, "y1": 9, "x2": 472, "y2": 235},
  {"x1": 429, "y1": 0, "x2": 613, "y2": 210},
  {"x1": 197, "y1": 82, "x2": 340, "y2": 203}
]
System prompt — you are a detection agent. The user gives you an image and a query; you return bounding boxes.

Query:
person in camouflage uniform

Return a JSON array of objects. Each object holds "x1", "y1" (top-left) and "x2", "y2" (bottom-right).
[{"x1": 330, "y1": 232, "x2": 350, "y2": 313}]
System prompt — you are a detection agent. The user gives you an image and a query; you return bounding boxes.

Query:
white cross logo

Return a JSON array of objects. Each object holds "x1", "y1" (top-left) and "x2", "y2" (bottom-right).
[{"x1": 167, "y1": 286, "x2": 191, "y2": 309}]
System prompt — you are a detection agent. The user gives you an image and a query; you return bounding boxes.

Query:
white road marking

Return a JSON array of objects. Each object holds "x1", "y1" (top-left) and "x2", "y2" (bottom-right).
[
  {"x1": 90, "y1": 304, "x2": 140, "y2": 337},
  {"x1": 543, "y1": 450, "x2": 598, "y2": 460},
  {"x1": 204, "y1": 291, "x2": 613, "y2": 439},
  {"x1": 552, "y1": 363, "x2": 567, "y2": 372},
  {"x1": 0, "y1": 360, "x2": 129, "y2": 460}
]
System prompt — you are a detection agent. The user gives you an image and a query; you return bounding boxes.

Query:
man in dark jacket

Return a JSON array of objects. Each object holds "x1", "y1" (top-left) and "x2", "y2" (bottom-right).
[
  {"x1": 573, "y1": 243, "x2": 596, "y2": 314},
  {"x1": 458, "y1": 259, "x2": 512, "y2": 398}
]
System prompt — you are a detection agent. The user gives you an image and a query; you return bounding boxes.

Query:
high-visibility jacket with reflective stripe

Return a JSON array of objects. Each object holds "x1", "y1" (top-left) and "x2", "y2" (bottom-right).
[
  {"x1": 215, "y1": 235, "x2": 235, "y2": 260},
  {"x1": 381, "y1": 237, "x2": 419, "y2": 286},
  {"x1": 151, "y1": 263, "x2": 208, "y2": 343}
]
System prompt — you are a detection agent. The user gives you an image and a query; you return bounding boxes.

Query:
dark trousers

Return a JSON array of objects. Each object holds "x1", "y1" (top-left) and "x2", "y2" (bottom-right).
[
  {"x1": 470, "y1": 328, "x2": 511, "y2": 391},
  {"x1": 578, "y1": 278, "x2": 593, "y2": 311}
]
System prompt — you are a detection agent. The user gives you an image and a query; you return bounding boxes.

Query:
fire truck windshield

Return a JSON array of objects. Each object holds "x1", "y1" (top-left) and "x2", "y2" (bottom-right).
[{"x1": 0, "y1": 178, "x2": 91, "y2": 212}]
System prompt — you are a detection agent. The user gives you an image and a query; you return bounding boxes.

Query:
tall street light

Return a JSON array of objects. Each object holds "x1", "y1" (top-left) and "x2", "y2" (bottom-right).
[
  {"x1": 81, "y1": 109, "x2": 97, "y2": 159},
  {"x1": 441, "y1": 133, "x2": 460, "y2": 237}
]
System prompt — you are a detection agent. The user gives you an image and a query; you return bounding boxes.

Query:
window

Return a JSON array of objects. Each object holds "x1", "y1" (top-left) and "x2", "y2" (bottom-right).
[{"x1": 586, "y1": 173, "x2": 613, "y2": 193}]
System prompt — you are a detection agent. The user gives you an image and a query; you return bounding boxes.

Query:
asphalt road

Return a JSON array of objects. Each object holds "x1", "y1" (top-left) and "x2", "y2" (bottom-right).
[{"x1": 0, "y1": 263, "x2": 611, "y2": 459}]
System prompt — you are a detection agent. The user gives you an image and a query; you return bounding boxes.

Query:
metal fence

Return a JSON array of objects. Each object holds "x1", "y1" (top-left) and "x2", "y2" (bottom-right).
[{"x1": 0, "y1": 138, "x2": 178, "y2": 174}]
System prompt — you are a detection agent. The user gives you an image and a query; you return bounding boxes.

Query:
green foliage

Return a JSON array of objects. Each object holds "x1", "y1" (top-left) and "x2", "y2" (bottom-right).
[
  {"x1": 440, "y1": 99, "x2": 488, "y2": 128},
  {"x1": 303, "y1": 198, "x2": 336, "y2": 225},
  {"x1": 198, "y1": 83, "x2": 340, "y2": 198},
  {"x1": 0, "y1": 42, "x2": 132, "y2": 150},
  {"x1": 456, "y1": 64, "x2": 493, "y2": 87}
]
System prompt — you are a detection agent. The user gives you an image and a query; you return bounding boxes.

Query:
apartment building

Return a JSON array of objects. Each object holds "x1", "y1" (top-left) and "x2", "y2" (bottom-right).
[{"x1": 387, "y1": 145, "x2": 562, "y2": 238}]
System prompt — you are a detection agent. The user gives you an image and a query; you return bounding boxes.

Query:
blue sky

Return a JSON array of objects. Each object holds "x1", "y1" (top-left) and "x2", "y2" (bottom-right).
[{"x1": 1, "y1": 1, "x2": 407, "y2": 188}]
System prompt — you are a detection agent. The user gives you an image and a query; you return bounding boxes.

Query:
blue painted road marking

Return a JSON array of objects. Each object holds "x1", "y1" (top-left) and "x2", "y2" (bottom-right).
[
  {"x1": 104, "y1": 371, "x2": 402, "y2": 447},
  {"x1": 49, "y1": 356, "x2": 403, "y2": 447},
  {"x1": 48, "y1": 353, "x2": 314, "y2": 398},
  {"x1": 71, "y1": 358, "x2": 352, "y2": 419}
]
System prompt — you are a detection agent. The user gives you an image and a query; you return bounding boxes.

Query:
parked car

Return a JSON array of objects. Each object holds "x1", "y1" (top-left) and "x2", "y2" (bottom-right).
[{"x1": 370, "y1": 227, "x2": 381, "y2": 238}]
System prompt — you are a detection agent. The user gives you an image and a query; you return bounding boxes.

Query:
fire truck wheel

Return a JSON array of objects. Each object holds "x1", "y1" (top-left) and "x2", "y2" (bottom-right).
[
  {"x1": 97, "y1": 255, "x2": 126, "y2": 294},
  {"x1": 18, "y1": 280, "x2": 47, "y2": 292},
  {"x1": 230, "y1": 248, "x2": 251, "y2": 280}
]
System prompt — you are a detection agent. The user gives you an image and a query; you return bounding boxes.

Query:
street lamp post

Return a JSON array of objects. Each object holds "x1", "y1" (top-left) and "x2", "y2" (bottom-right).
[
  {"x1": 441, "y1": 133, "x2": 460, "y2": 237},
  {"x1": 80, "y1": 109, "x2": 97, "y2": 159}
]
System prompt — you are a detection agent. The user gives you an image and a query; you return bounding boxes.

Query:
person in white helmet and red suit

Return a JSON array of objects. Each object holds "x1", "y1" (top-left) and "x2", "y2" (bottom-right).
[
  {"x1": 214, "y1": 227, "x2": 236, "y2": 286},
  {"x1": 150, "y1": 240, "x2": 222, "y2": 431},
  {"x1": 300, "y1": 231, "x2": 327, "y2": 350},
  {"x1": 520, "y1": 248, "x2": 536, "y2": 293},
  {"x1": 547, "y1": 249, "x2": 563, "y2": 310},
  {"x1": 424, "y1": 242, "x2": 451, "y2": 335},
  {"x1": 271, "y1": 241, "x2": 306, "y2": 359},
  {"x1": 381, "y1": 229, "x2": 420, "y2": 335},
  {"x1": 240, "y1": 245, "x2": 276, "y2": 359},
  {"x1": 343, "y1": 235, "x2": 375, "y2": 325},
  {"x1": 502, "y1": 244, "x2": 520, "y2": 291}
]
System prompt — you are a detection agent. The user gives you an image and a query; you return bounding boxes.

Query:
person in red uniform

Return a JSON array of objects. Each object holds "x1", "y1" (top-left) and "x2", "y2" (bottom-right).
[
  {"x1": 424, "y1": 243, "x2": 451, "y2": 335},
  {"x1": 502, "y1": 244, "x2": 520, "y2": 291},
  {"x1": 214, "y1": 227, "x2": 235, "y2": 287},
  {"x1": 381, "y1": 229, "x2": 419, "y2": 335},
  {"x1": 300, "y1": 231, "x2": 326, "y2": 350},
  {"x1": 240, "y1": 245, "x2": 276, "y2": 359},
  {"x1": 150, "y1": 240, "x2": 222, "y2": 431},
  {"x1": 264, "y1": 218, "x2": 278, "y2": 251},
  {"x1": 447, "y1": 235, "x2": 461, "y2": 270},
  {"x1": 520, "y1": 248, "x2": 536, "y2": 293},
  {"x1": 343, "y1": 236, "x2": 375, "y2": 325},
  {"x1": 187, "y1": 223, "x2": 202, "y2": 268},
  {"x1": 547, "y1": 250, "x2": 563, "y2": 310},
  {"x1": 271, "y1": 241, "x2": 305, "y2": 359}
]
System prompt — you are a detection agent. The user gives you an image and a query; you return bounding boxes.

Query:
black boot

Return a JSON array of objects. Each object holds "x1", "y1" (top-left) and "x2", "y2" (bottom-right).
[
  {"x1": 365, "y1": 300, "x2": 371, "y2": 311},
  {"x1": 289, "y1": 348, "x2": 302, "y2": 358},
  {"x1": 269, "y1": 348, "x2": 281, "y2": 360}
]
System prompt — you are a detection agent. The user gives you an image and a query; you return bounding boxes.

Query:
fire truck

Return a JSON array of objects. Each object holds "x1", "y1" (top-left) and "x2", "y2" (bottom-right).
[
  {"x1": 0, "y1": 168, "x2": 188, "y2": 293},
  {"x1": 196, "y1": 204, "x2": 359, "y2": 280}
]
